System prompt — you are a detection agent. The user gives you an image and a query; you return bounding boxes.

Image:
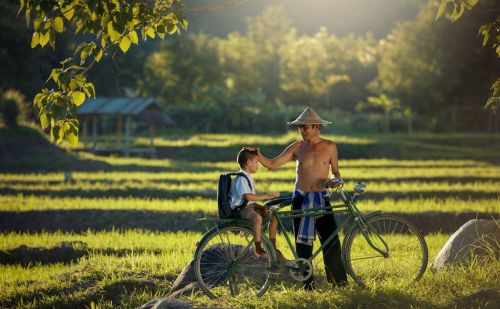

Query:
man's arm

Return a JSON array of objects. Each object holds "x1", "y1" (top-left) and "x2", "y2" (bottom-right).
[
  {"x1": 329, "y1": 143, "x2": 341, "y2": 179},
  {"x1": 258, "y1": 142, "x2": 299, "y2": 170}
]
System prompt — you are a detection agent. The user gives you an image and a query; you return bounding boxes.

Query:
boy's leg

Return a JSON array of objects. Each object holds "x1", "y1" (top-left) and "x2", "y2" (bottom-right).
[
  {"x1": 268, "y1": 217, "x2": 278, "y2": 246},
  {"x1": 239, "y1": 206, "x2": 266, "y2": 255}
]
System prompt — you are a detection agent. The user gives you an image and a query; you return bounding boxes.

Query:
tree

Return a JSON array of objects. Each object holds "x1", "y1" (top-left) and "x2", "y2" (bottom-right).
[
  {"x1": 436, "y1": 0, "x2": 499, "y2": 112},
  {"x1": 18, "y1": 0, "x2": 188, "y2": 145}
]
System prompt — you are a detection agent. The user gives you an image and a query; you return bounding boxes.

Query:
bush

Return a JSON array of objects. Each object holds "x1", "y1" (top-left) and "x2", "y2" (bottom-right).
[{"x1": 0, "y1": 89, "x2": 28, "y2": 128}]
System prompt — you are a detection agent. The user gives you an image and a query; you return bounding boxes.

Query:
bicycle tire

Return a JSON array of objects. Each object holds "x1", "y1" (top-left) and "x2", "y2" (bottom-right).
[
  {"x1": 342, "y1": 214, "x2": 428, "y2": 287},
  {"x1": 194, "y1": 224, "x2": 276, "y2": 299}
]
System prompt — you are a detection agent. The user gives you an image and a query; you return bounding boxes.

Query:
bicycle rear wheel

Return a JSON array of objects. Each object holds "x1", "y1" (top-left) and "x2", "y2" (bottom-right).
[
  {"x1": 194, "y1": 225, "x2": 275, "y2": 299},
  {"x1": 343, "y1": 214, "x2": 428, "y2": 287}
]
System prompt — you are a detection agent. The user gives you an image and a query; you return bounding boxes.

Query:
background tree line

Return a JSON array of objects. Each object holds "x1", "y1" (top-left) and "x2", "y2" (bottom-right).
[{"x1": 1, "y1": 0, "x2": 499, "y2": 134}]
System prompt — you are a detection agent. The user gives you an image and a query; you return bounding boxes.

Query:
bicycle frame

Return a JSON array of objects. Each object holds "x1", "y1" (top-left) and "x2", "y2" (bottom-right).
[{"x1": 261, "y1": 189, "x2": 389, "y2": 263}]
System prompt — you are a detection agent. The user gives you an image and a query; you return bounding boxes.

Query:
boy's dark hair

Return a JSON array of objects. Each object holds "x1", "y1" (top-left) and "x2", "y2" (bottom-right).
[{"x1": 237, "y1": 148, "x2": 258, "y2": 168}]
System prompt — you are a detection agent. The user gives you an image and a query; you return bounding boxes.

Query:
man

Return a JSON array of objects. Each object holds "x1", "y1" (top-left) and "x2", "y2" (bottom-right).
[{"x1": 257, "y1": 106, "x2": 347, "y2": 289}]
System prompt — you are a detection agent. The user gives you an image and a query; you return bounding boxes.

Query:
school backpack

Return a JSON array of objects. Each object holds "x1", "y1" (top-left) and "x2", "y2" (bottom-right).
[{"x1": 217, "y1": 172, "x2": 252, "y2": 219}]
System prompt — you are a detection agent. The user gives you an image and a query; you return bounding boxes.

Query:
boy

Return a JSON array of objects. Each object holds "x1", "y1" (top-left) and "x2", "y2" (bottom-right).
[{"x1": 229, "y1": 148, "x2": 281, "y2": 257}]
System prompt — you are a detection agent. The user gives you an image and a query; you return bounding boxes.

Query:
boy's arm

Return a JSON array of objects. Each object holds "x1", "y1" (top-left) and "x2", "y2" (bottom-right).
[
  {"x1": 244, "y1": 192, "x2": 280, "y2": 202},
  {"x1": 258, "y1": 142, "x2": 299, "y2": 170}
]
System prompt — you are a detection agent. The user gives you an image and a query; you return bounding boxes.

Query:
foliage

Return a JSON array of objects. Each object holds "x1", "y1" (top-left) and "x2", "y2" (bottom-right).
[
  {"x1": 18, "y1": 0, "x2": 188, "y2": 145},
  {"x1": 140, "y1": 6, "x2": 378, "y2": 129},
  {"x1": 436, "y1": 0, "x2": 499, "y2": 112},
  {"x1": 0, "y1": 89, "x2": 28, "y2": 128}
]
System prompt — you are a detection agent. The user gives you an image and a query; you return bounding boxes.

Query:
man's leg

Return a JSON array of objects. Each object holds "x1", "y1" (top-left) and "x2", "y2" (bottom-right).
[
  {"x1": 316, "y1": 200, "x2": 347, "y2": 286},
  {"x1": 292, "y1": 195, "x2": 314, "y2": 289}
]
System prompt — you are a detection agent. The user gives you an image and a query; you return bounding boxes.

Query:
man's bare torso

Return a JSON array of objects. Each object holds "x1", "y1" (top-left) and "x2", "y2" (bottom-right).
[{"x1": 293, "y1": 139, "x2": 333, "y2": 192}]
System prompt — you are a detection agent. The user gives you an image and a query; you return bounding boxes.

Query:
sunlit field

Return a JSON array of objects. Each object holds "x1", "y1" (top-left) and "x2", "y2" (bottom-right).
[{"x1": 0, "y1": 132, "x2": 499, "y2": 308}]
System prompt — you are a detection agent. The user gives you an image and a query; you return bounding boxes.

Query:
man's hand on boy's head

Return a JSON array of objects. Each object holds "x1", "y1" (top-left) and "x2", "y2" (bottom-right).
[{"x1": 242, "y1": 146, "x2": 260, "y2": 155}]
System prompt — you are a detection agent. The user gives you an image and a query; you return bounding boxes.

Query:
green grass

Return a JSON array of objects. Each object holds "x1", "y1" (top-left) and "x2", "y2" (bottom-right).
[{"x1": 0, "y1": 130, "x2": 499, "y2": 308}]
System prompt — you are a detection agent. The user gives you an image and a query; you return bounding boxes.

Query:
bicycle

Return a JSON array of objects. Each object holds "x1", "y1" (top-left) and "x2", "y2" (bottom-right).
[{"x1": 193, "y1": 179, "x2": 428, "y2": 299}]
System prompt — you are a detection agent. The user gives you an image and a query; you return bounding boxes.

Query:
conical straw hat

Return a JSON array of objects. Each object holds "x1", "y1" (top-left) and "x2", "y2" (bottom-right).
[{"x1": 287, "y1": 106, "x2": 332, "y2": 125}]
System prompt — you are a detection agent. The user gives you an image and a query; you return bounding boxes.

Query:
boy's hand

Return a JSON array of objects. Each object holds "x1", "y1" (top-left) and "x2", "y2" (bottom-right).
[{"x1": 271, "y1": 192, "x2": 280, "y2": 198}]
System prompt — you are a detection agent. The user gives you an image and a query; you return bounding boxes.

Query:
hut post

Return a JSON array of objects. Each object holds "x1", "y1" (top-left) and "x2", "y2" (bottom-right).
[
  {"x1": 92, "y1": 114, "x2": 97, "y2": 150},
  {"x1": 124, "y1": 115, "x2": 131, "y2": 157},
  {"x1": 117, "y1": 113, "x2": 123, "y2": 150},
  {"x1": 83, "y1": 115, "x2": 89, "y2": 149}
]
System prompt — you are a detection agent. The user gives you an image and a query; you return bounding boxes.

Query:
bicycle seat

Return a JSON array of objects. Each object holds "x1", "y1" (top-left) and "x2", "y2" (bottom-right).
[{"x1": 264, "y1": 191, "x2": 293, "y2": 207}]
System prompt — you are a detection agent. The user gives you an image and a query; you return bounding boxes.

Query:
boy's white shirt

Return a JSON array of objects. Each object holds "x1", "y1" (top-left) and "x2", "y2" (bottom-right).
[{"x1": 229, "y1": 169, "x2": 256, "y2": 210}]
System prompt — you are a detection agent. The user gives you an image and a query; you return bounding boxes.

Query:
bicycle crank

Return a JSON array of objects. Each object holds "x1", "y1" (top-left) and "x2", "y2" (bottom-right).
[{"x1": 287, "y1": 258, "x2": 313, "y2": 282}]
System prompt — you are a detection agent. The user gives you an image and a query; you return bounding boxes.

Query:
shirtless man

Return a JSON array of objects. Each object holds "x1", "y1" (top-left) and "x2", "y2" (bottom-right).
[{"x1": 257, "y1": 106, "x2": 347, "y2": 289}]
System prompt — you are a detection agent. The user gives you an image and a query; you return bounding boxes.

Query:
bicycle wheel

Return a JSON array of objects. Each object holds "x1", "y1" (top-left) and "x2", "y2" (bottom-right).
[
  {"x1": 194, "y1": 224, "x2": 276, "y2": 299},
  {"x1": 343, "y1": 214, "x2": 428, "y2": 287}
]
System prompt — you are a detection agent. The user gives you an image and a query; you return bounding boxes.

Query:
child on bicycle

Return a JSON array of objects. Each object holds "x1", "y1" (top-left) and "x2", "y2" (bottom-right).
[{"x1": 229, "y1": 148, "x2": 284, "y2": 259}]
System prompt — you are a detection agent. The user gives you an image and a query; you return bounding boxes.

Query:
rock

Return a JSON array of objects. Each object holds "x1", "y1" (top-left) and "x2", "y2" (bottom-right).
[{"x1": 432, "y1": 219, "x2": 499, "y2": 270}]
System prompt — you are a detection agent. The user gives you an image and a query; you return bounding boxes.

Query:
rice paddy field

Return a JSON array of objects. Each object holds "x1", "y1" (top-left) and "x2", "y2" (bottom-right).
[{"x1": 0, "y1": 131, "x2": 499, "y2": 308}]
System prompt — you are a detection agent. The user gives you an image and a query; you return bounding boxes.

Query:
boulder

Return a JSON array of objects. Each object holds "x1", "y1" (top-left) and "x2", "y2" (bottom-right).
[{"x1": 432, "y1": 219, "x2": 499, "y2": 270}]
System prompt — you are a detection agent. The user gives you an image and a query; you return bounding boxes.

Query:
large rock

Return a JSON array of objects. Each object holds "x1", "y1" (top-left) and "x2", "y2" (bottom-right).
[{"x1": 432, "y1": 219, "x2": 499, "y2": 270}]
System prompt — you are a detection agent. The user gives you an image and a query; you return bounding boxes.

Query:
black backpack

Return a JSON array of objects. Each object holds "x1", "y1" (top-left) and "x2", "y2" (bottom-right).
[{"x1": 217, "y1": 172, "x2": 252, "y2": 219}]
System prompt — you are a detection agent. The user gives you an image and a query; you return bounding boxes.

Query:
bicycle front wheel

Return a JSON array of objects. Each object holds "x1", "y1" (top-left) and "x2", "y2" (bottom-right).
[
  {"x1": 194, "y1": 225, "x2": 275, "y2": 299},
  {"x1": 343, "y1": 214, "x2": 428, "y2": 287}
]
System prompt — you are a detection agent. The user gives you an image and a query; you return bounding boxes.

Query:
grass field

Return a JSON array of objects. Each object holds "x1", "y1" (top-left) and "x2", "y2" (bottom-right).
[{"x1": 0, "y1": 128, "x2": 499, "y2": 308}]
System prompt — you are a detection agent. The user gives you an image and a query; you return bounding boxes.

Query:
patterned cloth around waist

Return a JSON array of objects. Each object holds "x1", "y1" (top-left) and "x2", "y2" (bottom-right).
[{"x1": 293, "y1": 189, "x2": 329, "y2": 246}]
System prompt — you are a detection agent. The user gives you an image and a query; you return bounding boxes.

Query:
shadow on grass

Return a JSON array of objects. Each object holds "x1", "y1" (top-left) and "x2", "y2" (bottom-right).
[
  {"x1": 0, "y1": 209, "x2": 215, "y2": 233},
  {"x1": 3, "y1": 176, "x2": 500, "y2": 187},
  {"x1": 0, "y1": 241, "x2": 89, "y2": 266},
  {"x1": 337, "y1": 286, "x2": 437, "y2": 308},
  {"x1": 0, "y1": 268, "x2": 172, "y2": 309},
  {"x1": 0, "y1": 209, "x2": 497, "y2": 235},
  {"x1": 0, "y1": 187, "x2": 497, "y2": 201},
  {"x1": 0, "y1": 244, "x2": 173, "y2": 266}
]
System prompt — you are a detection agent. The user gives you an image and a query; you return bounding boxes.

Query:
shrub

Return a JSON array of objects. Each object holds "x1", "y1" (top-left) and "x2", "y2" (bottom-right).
[{"x1": 0, "y1": 89, "x2": 28, "y2": 128}]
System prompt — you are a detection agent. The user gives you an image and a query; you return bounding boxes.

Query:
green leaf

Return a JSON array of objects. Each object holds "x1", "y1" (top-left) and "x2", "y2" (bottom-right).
[
  {"x1": 84, "y1": 83, "x2": 96, "y2": 98},
  {"x1": 40, "y1": 113, "x2": 49, "y2": 129},
  {"x1": 62, "y1": 5, "x2": 75, "y2": 20},
  {"x1": 119, "y1": 36, "x2": 131, "y2": 53},
  {"x1": 31, "y1": 32, "x2": 40, "y2": 48},
  {"x1": 33, "y1": 18, "x2": 42, "y2": 31},
  {"x1": 479, "y1": 24, "x2": 492, "y2": 46},
  {"x1": 167, "y1": 24, "x2": 177, "y2": 35},
  {"x1": 181, "y1": 18, "x2": 188, "y2": 30},
  {"x1": 39, "y1": 31, "x2": 50, "y2": 47},
  {"x1": 146, "y1": 27, "x2": 155, "y2": 39},
  {"x1": 129, "y1": 30, "x2": 138, "y2": 44},
  {"x1": 93, "y1": 48, "x2": 103, "y2": 62},
  {"x1": 72, "y1": 91, "x2": 86, "y2": 106},
  {"x1": 53, "y1": 17, "x2": 64, "y2": 33},
  {"x1": 436, "y1": 0, "x2": 447, "y2": 20},
  {"x1": 50, "y1": 125, "x2": 60, "y2": 143},
  {"x1": 107, "y1": 21, "x2": 122, "y2": 42},
  {"x1": 450, "y1": 2, "x2": 464, "y2": 21},
  {"x1": 463, "y1": 0, "x2": 479, "y2": 9},
  {"x1": 49, "y1": 31, "x2": 56, "y2": 49},
  {"x1": 66, "y1": 130, "x2": 78, "y2": 146}
]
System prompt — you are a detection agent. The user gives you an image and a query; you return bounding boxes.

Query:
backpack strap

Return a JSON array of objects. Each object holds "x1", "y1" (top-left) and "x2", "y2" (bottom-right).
[{"x1": 234, "y1": 172, "x2": 253, "y2": 209}]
